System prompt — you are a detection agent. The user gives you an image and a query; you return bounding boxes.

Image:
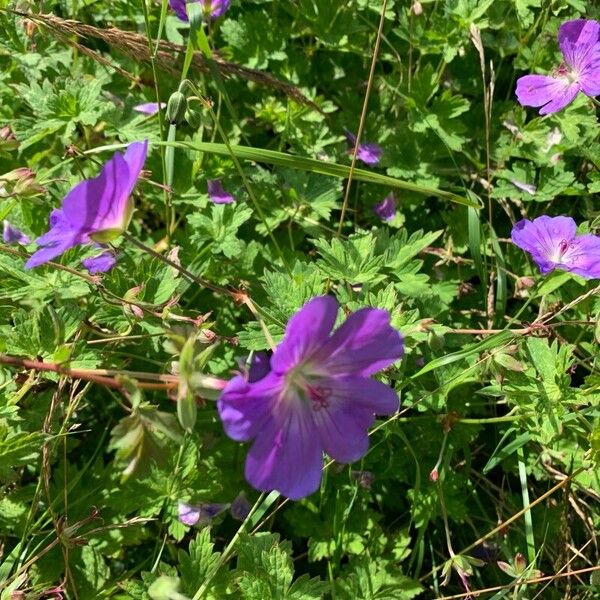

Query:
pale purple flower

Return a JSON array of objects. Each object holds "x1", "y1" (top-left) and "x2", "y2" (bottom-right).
[
  {"x1": 512, "y1": 215, "x2": 600, "y2": 279},
  {"x1": 3, "y1": 220, "x2": 30, "y2": 245},
  {"x1": 134, "y1": 102, "x2": 166, "y2": 116},
  {"x1": 178, "y1": 501, "x2": 227, "y2": 526},
  {"x1": 207, "y1": 179, "x2": 235, "y2": 204},
  {"x1": 217, "y1": 296, "x2": 403, "y2": 500},
  {"x1": 82, "y1": 250, "x2": 117, "y2": 274},
  {"x1": 344, "y1": 130, "x2": 383, "y2": 165},
  {"x1": 516, "y1": 19, "x2": 600, "y2": 115},
  {"x1": 373, "y1": 193, "x2": 396, "y2": 221},
  {"x1": 169, "y1": 0, "x2": 230, "y2": 22},
  {"x1": 25, "y1": 141, "x2": 148, "y2": 269}
]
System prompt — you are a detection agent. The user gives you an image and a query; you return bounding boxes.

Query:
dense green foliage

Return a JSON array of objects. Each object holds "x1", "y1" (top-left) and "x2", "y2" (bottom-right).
[{"x1": 1, "y1": 0, "x2": 600, "y2": 598}]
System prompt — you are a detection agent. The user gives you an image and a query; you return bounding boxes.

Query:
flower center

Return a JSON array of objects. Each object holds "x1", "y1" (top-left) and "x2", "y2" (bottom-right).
[
  {"x1": 307, "y1": 385, "x2": 332, "y2": 411},
  {"x1": 284, "y1": 365, "x2": 332, "y2": 412},
  {"x1": 555, "y1": 64, "x2": 579, "y2": 84},
  {"x1": 551, "y1": 238, "x2": 572, "y2": 263}
]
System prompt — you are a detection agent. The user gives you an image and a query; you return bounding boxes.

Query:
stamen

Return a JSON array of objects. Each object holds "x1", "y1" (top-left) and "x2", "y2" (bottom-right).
[
  {"x1": 307, "y1": 385, "x2": 331, "y2": 411},
  {"x1": 558, "y1": 239, "x2": 569, "y2": 254}
]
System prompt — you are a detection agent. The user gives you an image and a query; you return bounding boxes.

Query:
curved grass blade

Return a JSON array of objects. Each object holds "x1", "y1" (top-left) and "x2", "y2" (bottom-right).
[{"x1": 87, "y1": 142, "x2": 479, "y2": 208}]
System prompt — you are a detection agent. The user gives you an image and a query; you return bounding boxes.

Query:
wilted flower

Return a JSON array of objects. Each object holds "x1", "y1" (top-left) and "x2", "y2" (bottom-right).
[
  {"x1": 133, "y1": 102, "x2": 166, "y2": 115},
  {"x1": 230, "y1": 491, "x2": 251, "y2": 520},
  {"x1": 3, "y1": 220, "x2": 30, "y2": 245},
  {"x1": 373, "y1": 193, "x2": 397, "y2": 221},
  {"x1": 512, "y1": 215, "x2": 600, "y2": 279},
  {"x1": 169, "y1": 0, "x2": 230, "y2": 22},
  {"x1": 516, "y1": 19, "x2": 600, "y2": 114},
  {"x1": 344, "y1": 130, "x2": 383, "y2": 165},
  {"x1": 207, "y1": 179, "x2": 235, "y2": 204},
  {"x1": 25, "y1": 140, "x2": 148, "y2": 270},
  {"x1": 351, "y1": 470, "x2": 375, "y2": 489},
  {"x1": 510, "y1": 179, "x2": 536, "y2": 195},
  {"x1": 218, "y1": 296, "x2": 403, "y2": 500}
]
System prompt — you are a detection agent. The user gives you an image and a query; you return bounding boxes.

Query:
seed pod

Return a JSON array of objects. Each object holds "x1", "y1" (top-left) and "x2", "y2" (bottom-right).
[
  {"x1": 185, "y1": 108, "x2": 203, "y2": 129},
  {"x1": 166, "y1": 91, "x2": 187, "y2": 125}
]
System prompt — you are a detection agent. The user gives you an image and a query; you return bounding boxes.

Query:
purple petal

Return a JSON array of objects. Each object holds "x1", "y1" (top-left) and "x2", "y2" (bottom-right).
[
  {"x1": 356, "y1": 143, "x2": 383, "y2": 165},
  {"x1": 313, "y1": 376, "x2": 399, "y2": 463},
  {"x1": 217, "y1": 372, "x2": 283, "y2": 442},
  {"x1": 169, "y1": 0, "x2": 230, "y2": 22},
  {"x1": 373, "y1": 193, "x2": 396, "y2": 221},
  {"x1": 578, "y1": 46, "x2": 600, "y2": 97},
  {"x1": 344, "y1": 129, "x2": 383, "y2": 165},
  {"x1": 178, "y1": 501, "x2": 201, "y2": 525},
  {"x1": 511, "y1": 216, "x2": 577, "y2": 275},
  {"x1": 244, "y1": 405, "x2": 323, "y2": 500},
  {"x1": 169, "y1": 0, "x2": 189, "y2": 20},
  {"x1": 559, "y1": 234, "x2": 600, "y2": 279},
  {"x1": 25, "y1": 224, "x2": 85, "y2": 269},
  {"x1": 315, "y1": 308, "x2": 404, "y2": 377},
  {"x1": 248, "y1": 352, "x2": 271, "y2": 382},
  {"x1": 207, "y1": 179, "x2": 235, "y2": 204},
  {"x1": 208, "y1": 0, "x2": 230, "y2": 18},
  {"x1": 515, "y1": 74, "x2": 580, "y2": 115},
  {"x1": 134, "y1": 102, "x2": 165, "y2": 116},
  {"x1": 3, "y1": 221, "x2": 30, "y2": 245},
  {"x1": 62, "y1": 140, "x2": 148, "y2": 236},
  {"x1": 82, "y1": 250, "x2": 117, "y2": 274},
  {"x1": 270, "y1": 296, "x2": 339, "y2": 373},
  {"x1": 558, "y1": 19, "x2": 600, "y2": 53}
]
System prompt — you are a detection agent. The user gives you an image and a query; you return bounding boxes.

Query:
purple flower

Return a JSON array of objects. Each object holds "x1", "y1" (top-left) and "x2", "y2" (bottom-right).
[
  {"x1": 217, "y1": 296, "x2": 403, "y2": 500},
  {"x1": 25, "y1": 141, "x2": 148, "y2": 269},
  {"x1": 511, "y1": 215, "x2": 600, "y2": 279},
  {"x1": 169, "y1": 0, "x2": 230, "y2": 22},
  {"x1": 516, "y1": 19, "x2": 600, "y2": 115},
  {"x1": 207, "y1": 179, "x2": 235, "y2": 204},
  {"x1": 134, "y1": 102, "x2": 166, "y2": 116},
  {"x1": 3, "y1": 220, "x2": 30, "y2": 245},
  {"x1": 344, "y1": 130, "x2": 383, "y2": 165},
  {"x1": 373, "y1": 193, "x2": 396, "y2": 221},
  {"x1": 82, "y1": 250, "x2": 117, "y2": 274},
  {"x1": 178, "y1": 501, "x2": 227, "y2": 526}
]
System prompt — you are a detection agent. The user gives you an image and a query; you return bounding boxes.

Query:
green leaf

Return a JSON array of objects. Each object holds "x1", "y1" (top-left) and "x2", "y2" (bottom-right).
[{"x1": 188, "y1": 204, "x2": 253, "y2": 258}]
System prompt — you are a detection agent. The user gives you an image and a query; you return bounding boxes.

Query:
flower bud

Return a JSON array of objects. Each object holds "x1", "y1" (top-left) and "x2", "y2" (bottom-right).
[
  {"x1": 427, "y1": 330, "x2": 445, "y2": 351},
  {"x1": 514, "y1": 553, "x2": 527, "y2": 575},
  {"x1": 166, "y1": 92, "x2": 188, "y2": 125},
  {"x1": 185, "y1": 108, "x2": 203, "y2": 129}
]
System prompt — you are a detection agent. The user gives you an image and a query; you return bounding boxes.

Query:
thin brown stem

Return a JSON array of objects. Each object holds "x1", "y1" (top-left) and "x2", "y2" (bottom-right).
[
  {"x1": 0, "y1": 354, "x2": 178, "y2": 391},
  {"x1": 336, "y1": 0, "x2": 388, "y2": 236}
]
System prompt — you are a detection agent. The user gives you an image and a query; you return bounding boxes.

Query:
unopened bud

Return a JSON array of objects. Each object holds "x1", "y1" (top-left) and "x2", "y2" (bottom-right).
[
  {"x1": 411, "y1": 1, "x2": 423, "y2": 15},
  {"x1": 514, "y1": 553, "x2": 527, "y2": 575},
  {"x1": 427, "y1": 330, "x2": 445, "y2": 352},
  {"x1": 0, "y1": 168, "x2": 44, "y2": 197},
  {"x1": 166, "y1": 92, "x2": 188, "y2": 125},
  {"x1": 185, "y1": 108, "x2": 203, "y2": 129},
  {"x1": 429, "y1": 468, "x2": 439, "y2": 482}
]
